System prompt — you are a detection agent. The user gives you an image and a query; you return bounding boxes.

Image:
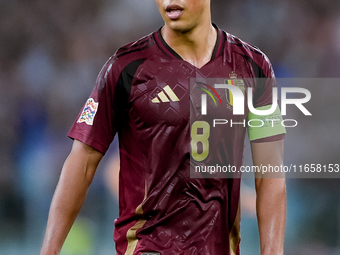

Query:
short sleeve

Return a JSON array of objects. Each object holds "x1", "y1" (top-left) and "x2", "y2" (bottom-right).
[
  {"x1": 252, "y1": 53, "x2": 277, "y2": 108},
  {"x1": 68, "y1": 57, "x2": 118, "y2": 154},
  {"x1": 248, "y1": 53, "x2": 286, "y2": 142}
]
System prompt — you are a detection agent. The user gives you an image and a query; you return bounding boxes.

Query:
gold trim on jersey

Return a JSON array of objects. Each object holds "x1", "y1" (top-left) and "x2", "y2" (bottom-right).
[{"x1": 124, "y1": 182, "x2": 148, "y2": 255}]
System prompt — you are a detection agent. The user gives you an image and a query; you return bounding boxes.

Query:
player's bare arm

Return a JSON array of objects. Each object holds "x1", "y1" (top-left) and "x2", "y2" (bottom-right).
[
  {"x1": 40, "y1": 140, "x2": 103, "y2": 255},
  {"x1": 252, "y1": 140, "x2": 286, "y2": 255}
]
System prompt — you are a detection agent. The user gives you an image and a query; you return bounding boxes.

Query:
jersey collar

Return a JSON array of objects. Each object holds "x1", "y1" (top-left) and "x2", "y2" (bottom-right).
[{"x1": 154, "y1": 24, "x2": 225, "y2": 61}]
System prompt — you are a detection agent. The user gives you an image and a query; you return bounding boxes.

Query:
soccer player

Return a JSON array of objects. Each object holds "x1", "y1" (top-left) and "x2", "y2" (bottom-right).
[{"x1": 40, "y1": 0, "x2": 286, "y2": 254}]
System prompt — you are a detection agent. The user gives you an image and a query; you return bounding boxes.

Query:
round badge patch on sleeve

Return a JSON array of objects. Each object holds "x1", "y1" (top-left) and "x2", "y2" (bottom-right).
[{"x1": 77, "y1": 98, "x2": 99, "y2": 125}]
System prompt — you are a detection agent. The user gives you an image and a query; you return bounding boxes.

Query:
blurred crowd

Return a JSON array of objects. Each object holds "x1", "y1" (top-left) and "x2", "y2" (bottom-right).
[{"x1": 0, "y1": 0, "x2": 340, "y2": 254}]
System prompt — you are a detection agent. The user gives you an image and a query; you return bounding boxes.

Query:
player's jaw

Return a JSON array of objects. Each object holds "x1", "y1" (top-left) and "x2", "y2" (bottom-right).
[{"x1": 155, "y1": 0, "x2": 211, "y2": 33}]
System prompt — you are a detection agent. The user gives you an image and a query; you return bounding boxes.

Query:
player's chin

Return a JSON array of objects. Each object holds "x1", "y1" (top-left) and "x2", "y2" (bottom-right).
[{"x1": 166, "y1": 20, "x2": 194, "y2": 33}]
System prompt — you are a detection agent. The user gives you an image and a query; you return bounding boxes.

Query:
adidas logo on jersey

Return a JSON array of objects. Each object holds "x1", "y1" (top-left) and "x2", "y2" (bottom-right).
[{"x1": 151, "y1": 85, "x2": 180, "y2": 103}]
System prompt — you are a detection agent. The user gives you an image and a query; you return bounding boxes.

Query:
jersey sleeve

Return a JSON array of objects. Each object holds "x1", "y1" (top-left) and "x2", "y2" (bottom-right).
[
  {"x1": 68, "y1": 56, "x2": 119, "y2": 154},
  {"x1": 252, "y1": 53, "x2": 277, "y2": 108},
  {"x1": 248, "y1": 53, "x2": 286, "y2": 142}
]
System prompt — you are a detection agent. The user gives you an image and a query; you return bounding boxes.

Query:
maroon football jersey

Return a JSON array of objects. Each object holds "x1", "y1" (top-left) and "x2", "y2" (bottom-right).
[{"x1": 68, "y1": 25, "x2": 280, "y2": 255}]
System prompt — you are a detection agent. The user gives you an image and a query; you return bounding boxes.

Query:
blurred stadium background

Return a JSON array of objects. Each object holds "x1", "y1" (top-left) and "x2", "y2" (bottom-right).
[{"x1": 1, "y1": 0, "x2": 340, "y2": 254}]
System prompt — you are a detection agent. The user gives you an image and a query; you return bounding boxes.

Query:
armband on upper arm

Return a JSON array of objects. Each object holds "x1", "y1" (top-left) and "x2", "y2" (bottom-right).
[{"x1": 247, "y1": 105, "x2": 287, "y2": 141}]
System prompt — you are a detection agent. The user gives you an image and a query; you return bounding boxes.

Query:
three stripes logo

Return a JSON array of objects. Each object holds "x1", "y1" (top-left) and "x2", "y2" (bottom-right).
[{"x1": 151, "y1": 85, "x2": 180, "y2": 103}]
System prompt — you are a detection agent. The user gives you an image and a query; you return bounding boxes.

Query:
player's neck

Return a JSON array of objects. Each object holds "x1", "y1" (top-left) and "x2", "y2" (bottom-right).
[{"x1": 161, "y1": 23, "x2": 217, "y2": 69}]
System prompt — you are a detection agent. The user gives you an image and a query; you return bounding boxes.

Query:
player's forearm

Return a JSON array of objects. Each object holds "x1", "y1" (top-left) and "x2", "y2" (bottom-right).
[
  {"x1": 41, "y1": 141, "x2": 102, "y2": 254},
  {"x1": 40, "y1": 194, "x2": 87, "y2": 254},
  {"x1": 40, "y1": 171, "x2": 91, "y2": 254},
  {"x1": 251, "y1": 140, "x2": 286, "y2": 255},
  {"x1": 256, "y1": 178, "x2": 286, "y2": 255}
]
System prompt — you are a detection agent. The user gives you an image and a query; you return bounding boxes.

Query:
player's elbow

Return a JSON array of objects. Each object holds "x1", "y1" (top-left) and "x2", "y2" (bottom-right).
[{"x1": 255, "y1": 177, "x2": 286, "y2": 195}]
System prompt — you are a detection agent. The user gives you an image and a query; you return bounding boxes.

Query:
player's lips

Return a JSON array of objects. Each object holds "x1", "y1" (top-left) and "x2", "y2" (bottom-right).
[{"x1": 165, "y1": 5, "x2": 184, "y2": 20}]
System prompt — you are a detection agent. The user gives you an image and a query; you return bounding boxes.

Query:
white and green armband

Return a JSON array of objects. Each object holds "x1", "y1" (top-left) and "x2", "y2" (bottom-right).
[{"x1": 247, "y1": 105, "x2": 287, "y2": 141}]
